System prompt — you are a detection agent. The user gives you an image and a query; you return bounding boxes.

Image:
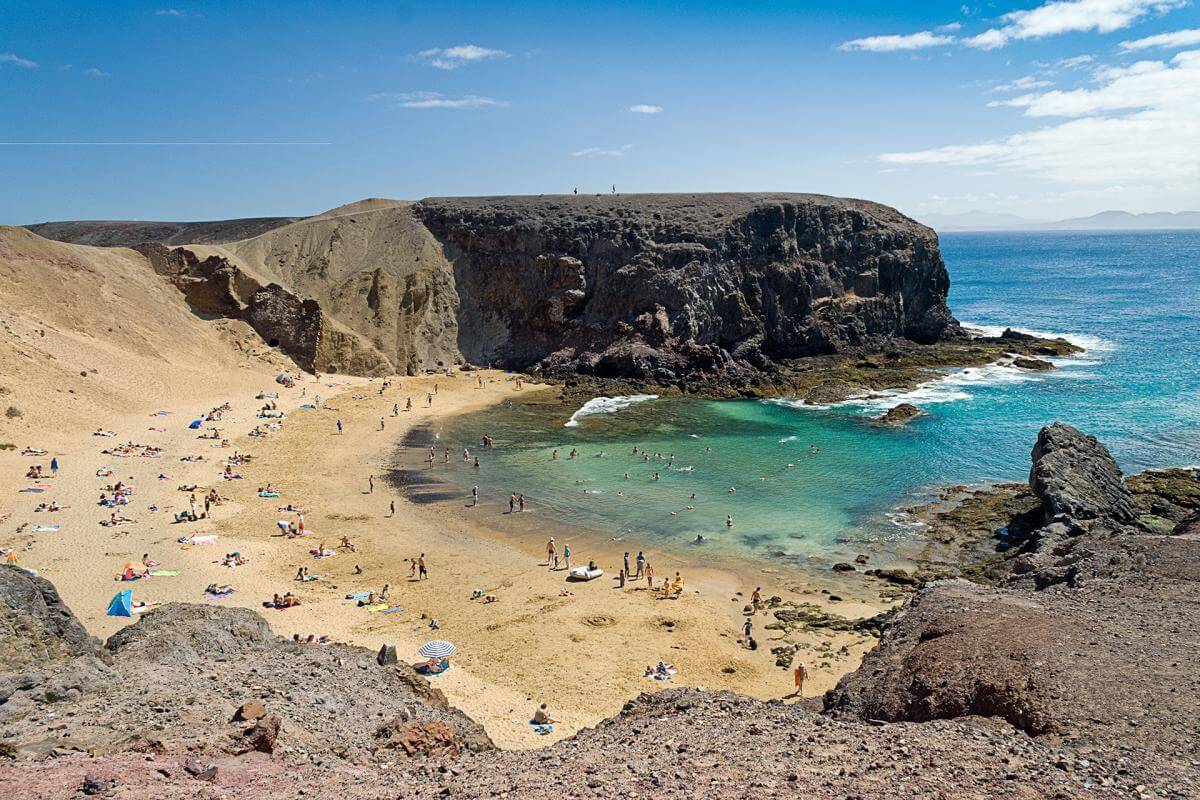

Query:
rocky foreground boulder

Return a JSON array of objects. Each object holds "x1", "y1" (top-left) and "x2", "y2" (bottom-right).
[
  {"x1": 0, "y1": 585, "x2": 491, "y2": 763},
  {"x1": 0, "y1": 569, "x2": 117, "y2": 718},
  {"x1": 827, "y1": 423, "x2": 1200, "y2": 797}
]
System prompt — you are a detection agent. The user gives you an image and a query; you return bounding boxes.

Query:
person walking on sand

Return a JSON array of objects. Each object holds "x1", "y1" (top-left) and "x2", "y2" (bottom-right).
[
  {"x1": 389, "y1": 499, "x2": 395, "y2": 517},
  {"x1": 645, "y1": 562, "x2": 655, "y2": 590},
  {"x1": 547, "y1": 537, "x2": 557, "y2": 569},
  {"x1": 337, "y1": 419, "x2": 343, "y2": 434},
  {"x1": 635, "y1": 551, "x2": 645, "y2": 578},
  {"x1": 50, "y1": 457, "x2": 58, "y2": 475},
  {"x1": 393, "y1": 403, "x2": 399, "y2": 416},
  {"x1": 518, "y1": 494, "x2": 525, "y2": 512},
  {"x1": 562, "y1": 542, "x2": 571, "y2": 570},
  {"x1": 409, "y1": 558, "x2": 417, "y2": 579},
  {"x1": 793, "y1": 662, "x2": 808, "y2": 697},
  {"x1": 426, "y1": 392, "x2": 433, "y2": 407},
  {"x1": 743, "y1": 618, "x2": 753, "y2": 642},
  {"x1": 406, "y1": 397, "x2": 412, "y2": 411},
  {"x1": 418, "y1": 553, "x2": 427, "y2": 579},
  {"x1": 379, "y1": 417, "x2": 385, "y2": 431},
  {"x1": 509, "y1": 493, "x2": 516, "y2": 513},
  {"x1": 752, "y1": 586, "x2": 762, "y2": 612},
  {"x1": 472, "y1": 485, "x2": 479, "y2": 507},
  {"x1": 368, "y1": 475, "x2": 375, "y2": 493},
  {"x1": 623, "y1": 552, "x2": 631, "y2": 578}
]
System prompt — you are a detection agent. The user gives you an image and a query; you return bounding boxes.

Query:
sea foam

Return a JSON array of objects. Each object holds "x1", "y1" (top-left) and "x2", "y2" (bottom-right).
[{"x1": 564, "y1": 394, "x2": 658, "y2": 427}]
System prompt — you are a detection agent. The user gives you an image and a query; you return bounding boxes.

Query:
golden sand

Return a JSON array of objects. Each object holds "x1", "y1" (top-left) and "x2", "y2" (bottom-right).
[{"x1": 1, "y1": 369, "x2": 887, "y2": 748}]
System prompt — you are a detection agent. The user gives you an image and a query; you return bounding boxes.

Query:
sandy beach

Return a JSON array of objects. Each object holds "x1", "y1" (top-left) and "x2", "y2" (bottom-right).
[{"x1": 1, "y1": 367, "x2": 889, "y2": 748}]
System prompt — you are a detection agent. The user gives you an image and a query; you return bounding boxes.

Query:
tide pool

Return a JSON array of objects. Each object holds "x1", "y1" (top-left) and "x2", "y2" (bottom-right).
[{"x1": 439, "y1": 231, "x2": 1200, "y2": 567}]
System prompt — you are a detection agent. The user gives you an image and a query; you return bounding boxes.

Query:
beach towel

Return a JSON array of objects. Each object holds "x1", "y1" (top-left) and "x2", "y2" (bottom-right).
[
  {"x1": 380, "y1": 607, "x2": 404, "y2": 615},
  {"x1": 530, "y1": 723, "x2": 554, "y2": 735},
  {"x1": 346, "y1": 592, "x2": 370, "y2": 601},
  {"x1": 362, "y1": 602, "x2": 389, "y2": 611},
  {"x1": 148, "y1": 569, "x2": 179, "y2": 577},
  {"x1": 32, "y1": 524, "x2": 60, "y2": 532},
  {"x1": 258, "y1": 491, "x2": 280, "y2": 498},
  {"x1": 190, "y1": 535, "x2": 218, "y2": 545}
]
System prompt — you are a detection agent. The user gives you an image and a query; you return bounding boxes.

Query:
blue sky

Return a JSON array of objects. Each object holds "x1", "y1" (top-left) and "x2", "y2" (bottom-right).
[{"x1": 1, "y1": 0, "x2": 1197, "y2": 224}]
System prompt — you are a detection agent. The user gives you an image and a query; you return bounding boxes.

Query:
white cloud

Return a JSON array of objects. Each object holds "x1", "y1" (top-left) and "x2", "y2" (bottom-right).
[
  {"x1": 85, "y1": 67, "x2": 110, "y2": 77},
  {"x1": 879, "y1": 49, "x2": 1200, "y2": 194},
  {"x1": 366, "y1": 91, "x2": 507, "y2": 109},
  {"x1": 156, "y1": 8, "x2": 184, "y2": 15},
  {"x1": 964, "y1": 0, "x2": 1187, "y2": 50},
  {"x1": 1120, "y1": 27, "x2": 1200, "y2": 50},
  {"x1": 990, "y1": 75, "x2": 1054, "y2": 91},
  {"x1": 839, "y1": 30, "x2": 957, "y2": 52},
  {"x1": 571, "y1": 145, "x2": 633, "y2": 158},
  {"x1": 628, "y1": 104, "x2": 663, "y2": 114},
  {"x1": 413, "y1": 44, "x2": 509, "y2": 70},
  {"x1": 0, "y1": 53, "x2": 39, "y2": 68}
]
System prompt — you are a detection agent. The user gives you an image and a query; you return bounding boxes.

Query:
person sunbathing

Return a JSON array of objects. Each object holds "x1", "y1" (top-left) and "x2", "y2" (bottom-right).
[
  {"x1": 206, "y1": 583, "x2": 234, "y2": 596},
  {"x1": 339, "y1": 535, "x2": 356, "y2": 552},
  {"x1": 532, "y1": 704, "x2": 557, "y2": 725},
  {"x1": 141, "y1": 553, "x2": 158, "y2": 568}
]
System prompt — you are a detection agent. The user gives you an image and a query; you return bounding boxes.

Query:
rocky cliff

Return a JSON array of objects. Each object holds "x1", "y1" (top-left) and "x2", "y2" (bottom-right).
[
  {"x1": 28, "y1": 194, "x2": 962, "y2": 385},
  {"x1": 416, "y1": 193, "x2": 959, "y2": 383}
]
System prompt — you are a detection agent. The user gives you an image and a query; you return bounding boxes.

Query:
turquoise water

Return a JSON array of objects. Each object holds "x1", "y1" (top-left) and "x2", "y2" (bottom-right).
[{"x1": 438, "y1": 231, "x2": 1200, "y2": 567}]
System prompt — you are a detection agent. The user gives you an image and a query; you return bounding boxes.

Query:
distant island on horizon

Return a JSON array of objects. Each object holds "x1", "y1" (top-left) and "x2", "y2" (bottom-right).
[{"x1": 919, "y1": 208, "x2": 1200, "y2": 232}]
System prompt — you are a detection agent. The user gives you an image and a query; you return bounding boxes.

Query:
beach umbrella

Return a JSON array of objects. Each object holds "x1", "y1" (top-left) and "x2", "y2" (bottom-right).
[
  {"x1": 123, "y1": 561, "x2": 146, "y2": 571},
  {"x1": 418, "y1": 640, "x2": 456, "y2": 659},
  {"x1": 107, "y1": 589, "x2": 133, "y2": 617}
]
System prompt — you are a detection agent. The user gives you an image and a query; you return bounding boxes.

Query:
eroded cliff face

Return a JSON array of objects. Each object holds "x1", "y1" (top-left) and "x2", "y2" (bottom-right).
[
  {"x1": 134, "y1": 243, "x2": 393, "y2": 376},
  {"x1": 35, "y1": 194, "x2": 961, "y2": 383},
  {"x1": 415, "y1": 193, "x2": 959, "y2": 383}
]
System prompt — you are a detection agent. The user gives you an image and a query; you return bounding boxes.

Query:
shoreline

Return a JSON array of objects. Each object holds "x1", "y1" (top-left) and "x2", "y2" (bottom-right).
[{"x1": 1, "y1": 368, "x2": 891, "y2": 750}]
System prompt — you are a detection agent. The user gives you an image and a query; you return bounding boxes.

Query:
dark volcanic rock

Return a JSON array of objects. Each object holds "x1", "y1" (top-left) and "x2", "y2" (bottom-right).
[
  {"x1": 880, "y1": 402, "x2": 921, "y2": 423},
  {"x1": 1029, "y1": 422, "x2": 1134, "y2": 528},
  {"x1": 0, "y1": 565, "x2": 118, "y2": 716},
  {"x1": 1012, "y1": 356, "x2": 1054, "y2": 371},
  {"x1": 826, "y1": 580, "x2": 1070, "y2": 735},
  {"x1": 6, "y1": 602, "x2": 492, "y2": 763},
  {"x1": 27, "y1": 216, "x2": 299, "y2": 247},
  {"x1": 415, "y1": 193, "x2": 960, "y2": 382}
]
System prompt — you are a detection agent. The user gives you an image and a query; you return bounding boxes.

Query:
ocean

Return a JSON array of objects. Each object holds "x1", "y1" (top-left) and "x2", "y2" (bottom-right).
[{"x1": 435, "y1": 231, "x2": 1200, "y2": 569}]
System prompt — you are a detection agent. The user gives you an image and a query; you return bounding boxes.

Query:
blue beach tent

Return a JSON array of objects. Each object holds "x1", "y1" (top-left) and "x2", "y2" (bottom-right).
[
  {"x1": 188, "y1": 419, "x2": 203, "y2": 429},
  {"x1": 107, "y1": 589, "x2": 133, "y2": 617}
]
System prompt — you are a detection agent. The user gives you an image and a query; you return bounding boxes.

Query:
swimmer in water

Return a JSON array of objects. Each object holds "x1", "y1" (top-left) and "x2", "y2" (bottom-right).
[{"x1": 727, "y1": 515, "x2": 733, "y2": 527}]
